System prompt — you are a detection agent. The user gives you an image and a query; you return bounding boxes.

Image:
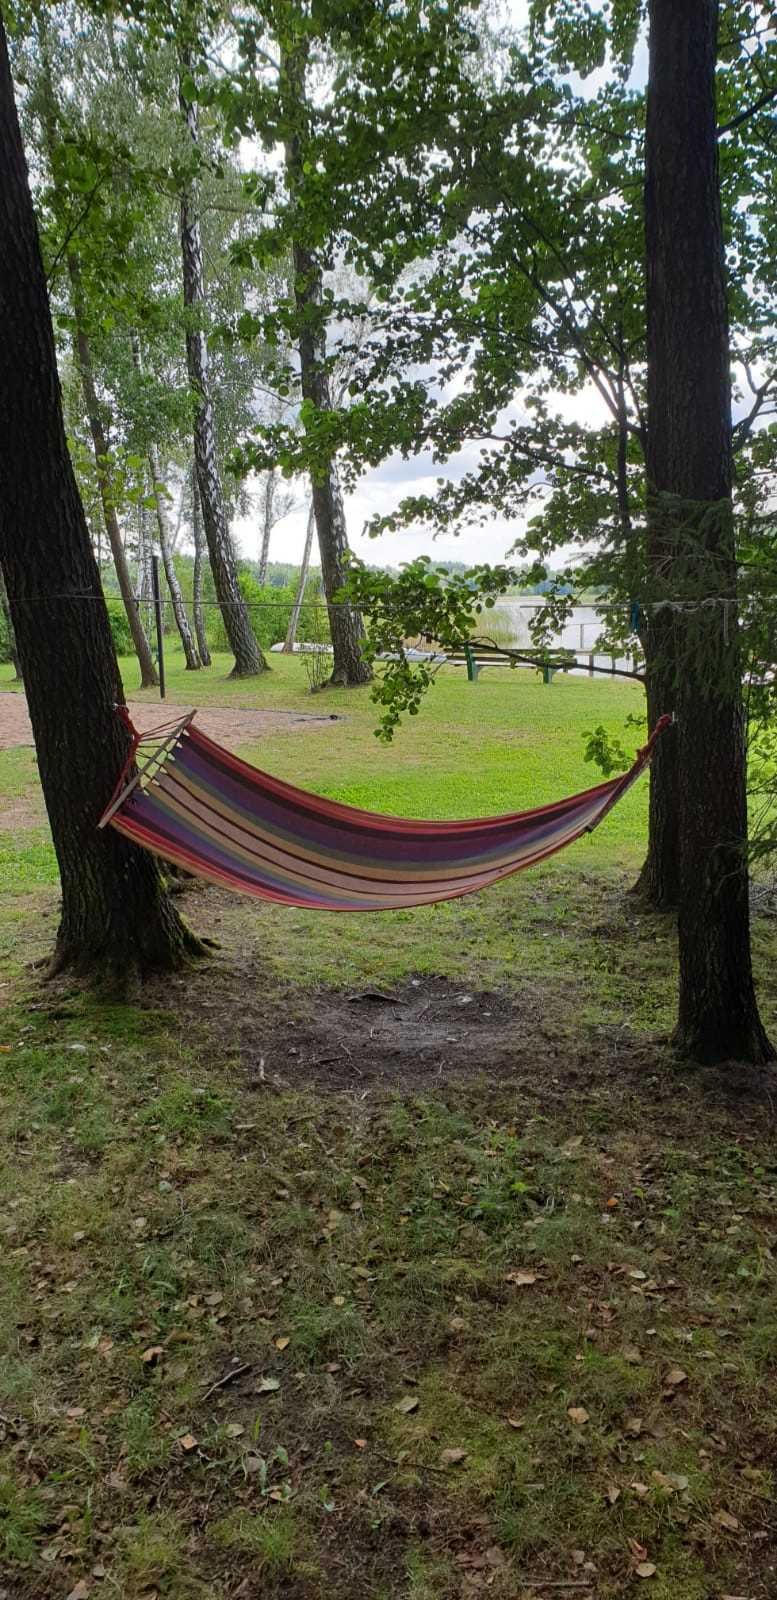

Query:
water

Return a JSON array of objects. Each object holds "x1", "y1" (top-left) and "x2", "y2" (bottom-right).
[{"x1": 486, "y1": 600, "x2": 637, "y2": 673}]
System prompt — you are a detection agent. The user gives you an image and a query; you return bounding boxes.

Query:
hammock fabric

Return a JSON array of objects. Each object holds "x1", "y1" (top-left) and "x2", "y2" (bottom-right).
[{"x1": 99, "y1": 710, "x2": 670, "y2": 913}]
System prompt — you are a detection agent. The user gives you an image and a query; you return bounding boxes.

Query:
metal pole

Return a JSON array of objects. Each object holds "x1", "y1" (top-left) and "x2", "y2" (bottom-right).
[{"x1": 151, "y1": 553, "x2": 165, "y2": 701}]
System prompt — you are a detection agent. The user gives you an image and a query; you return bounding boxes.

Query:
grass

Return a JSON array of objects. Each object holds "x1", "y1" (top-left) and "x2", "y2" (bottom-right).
[{"x1": 1, "y1": 651, "x2": 777, "y2": 1597}]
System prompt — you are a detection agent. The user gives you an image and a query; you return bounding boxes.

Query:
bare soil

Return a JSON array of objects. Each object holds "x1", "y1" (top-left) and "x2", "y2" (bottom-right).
[{"x1": 0, "y1": 690, "x2": 340, "y2": 751}]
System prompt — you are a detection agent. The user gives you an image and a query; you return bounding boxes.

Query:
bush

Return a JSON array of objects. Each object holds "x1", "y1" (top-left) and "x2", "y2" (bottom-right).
[
  {"x1": 105, "y1": 597, "x2": 133, "y2": 657},
  {"x1": 207, "y1": 571, "x2": 330, "y2": 654}
]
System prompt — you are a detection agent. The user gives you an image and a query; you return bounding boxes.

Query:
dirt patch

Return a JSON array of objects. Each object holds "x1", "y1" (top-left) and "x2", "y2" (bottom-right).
[
  {"x1": 150, "y1": 885, "x2": 777, "y2": 1122},
  {"x1": 0, "y1": 691, "x2": 341, "y2": 752}
]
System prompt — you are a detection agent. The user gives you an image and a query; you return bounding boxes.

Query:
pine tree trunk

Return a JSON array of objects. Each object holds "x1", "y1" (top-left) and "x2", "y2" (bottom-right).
[
  {"x1": 0, "y1": 15, "x2": 202, "y2": 980},
  {"x1": 0, "y1": 561, "x2": 22, "y2": 681},
  {"x1": 284, "y1": 500, "x2": 315, "y2": 652},
  {"x1": 258, "y1": 470, "x2": 275, "y2": 587},
  {"x1": 67, "y1": 258, "x2": 158, "y2": 689},
  {"x1": 191, "y1": 461, "x2": 212, "y2": 666},
  {"x1": 281, "y1": 42, "x2": 371, "y2": 688},
  {"x1": 178, "y1": 58, "x2": 267, "y2": 678},
  {"x1": 147, "y1": 443, "x2": 201, "y2": 671},
  {"x1": 645, "y1": 0, "x2": 773, "y2": 1063}
]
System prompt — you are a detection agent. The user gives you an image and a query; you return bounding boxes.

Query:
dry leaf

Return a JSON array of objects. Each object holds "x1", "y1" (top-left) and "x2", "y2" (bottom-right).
[
  {"x1": 636, "y1": 1563, "x2": 657, "y2": 1579},
  {"x1": 624, "y1": 1416, "x2": 644, "y2": 1436},
  {"x1": 630, "y1": 1481, "x2": 650, "y2": 1499},
  {"x1": 141, "y1": 1346, "x2": 164, "y2": 1366},
  {"x1": 567, "y1": 1406, "x2": 589, "y2": 1425},
  {"x1": 256, "y1": 1376, "x2": 281, "y2": 1394},
  {"x1": 332, "y1": 1295, "x2": 346, "y2": 1307},
  {"x1": 224, "y1": 1423, "x2": 244, "y2": 1438},
  {"x1": 622, "y1": 1345, "x2": 643, "y2": 1365},
  {"x1": 664, "y1": 1366, "x2": 688, "y2": 1389},
  {"x1": 713, "y1": 1510, "x2": 740, "y2": 1532},
  {"x1": 505, "y1": 1270, "x2": 538, "y2": 1287},
  {"x1": 606, "y1": 1484, "x2": 621, "y2": 1505},
  {"x1": 506, "y1": 1415, "x2": 524, "y2": 1429},
  {"x1": 66, "y1": 1584, "x2": 90, "y2": 1600},
  {"x1": 66, "y1": 1406, "x2": 86, "y2": 1419},
  {"x1": 353, "y1": 1438, "x2": 367, "y2": 1449},
  {"x1": 274, "y1": 1336, "x2": 290, "y2": 1350},
  {"x1": 178, "y1": 1433, "x2": 198, "y2": 1452},
  {"x1": 204, "y1": 1291, "x2": 223, "y2": 1307},
  {"x1": 628, "y1": 1269, "x2": 647, "y2": 1281},
  {"x1": 394, "y1": 1395, "x2": 419, "y2": 1414},
  {"x1": 440, "y1": 1447, "x2": 467, "y2": 1466}
]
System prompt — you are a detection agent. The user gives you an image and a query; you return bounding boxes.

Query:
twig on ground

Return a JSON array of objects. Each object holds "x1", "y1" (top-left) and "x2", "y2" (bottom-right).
[{"x1": 200, "y1": 1363, "x2": 252, "y2": 1403}]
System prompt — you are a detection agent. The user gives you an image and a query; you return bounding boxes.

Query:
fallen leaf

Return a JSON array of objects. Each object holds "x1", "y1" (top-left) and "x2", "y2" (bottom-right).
[
  {"x1": 635, "y1": 1563, "x2": 657, "y2": 1579},
  {"x1": 440, "y1": 1447, "x2": 467, "y2": 1466},
  {"x1": 664, "y1": 1366, "x2": 688, "y2": 1389},
  {"x1": 353, "y1": 1438, "x2": 367, "y2": 1449},
  {"x1": 713, "y1": 1510, "x2": 740, "y2": 1532},
  {"x1": 622, "y1": 1345, "x2": 643, "y2": 1365},
  {"x1": 506, "y1": 1415, "x2": 524, "y2": 1429},
  {"x1": 178, "y1": 1433, "x2": 198, "y2": 1452},
  {"x1": 224, "y1": 1423, "x2": 245, "y2": 1438},
  {"x1": 66, "y1": 1406, "x2": 86, "y2": 1419},
  {"x1": 606, "y1": 1484, "x2": 621, "y2": 1505},
  {"x1": 567, "y1": 1406, "x2": 589, "y2": 1425},
  {"x1": 628, "y1": 1269, "x2": 648, "y2": 1281},
  {"x1": 332, "y1": 1295, "x2": 346, "y2": 1307},
  {"x1": 66, "y1": 1583, "x2": 90, "y2": 1600},
  {"x1": 274, "y1": 1336, "x2": 290, "y2": 1351},
  {"x1": 256, "y1": 1376, "x2": 281, "y2": 1394},
  {"x1": 505, "y1": 1270, "x2": 538, "y2": 1287},
  {"x1": 630, "y1": 1481, "x2": 650, "y2": 1499},
  {"x1": 394, "y1": 1395, "x2": 419, "y2": 1415},
  {"x1": 204, "y1": 1291, "x2": 223, "y2": 1307},
  {"x1": 141, "y1": 1346, "x2": 164, "y2": 1366},
  {"x1": 624, "y1": 1416, "x2": 644, "y2": 1436}
]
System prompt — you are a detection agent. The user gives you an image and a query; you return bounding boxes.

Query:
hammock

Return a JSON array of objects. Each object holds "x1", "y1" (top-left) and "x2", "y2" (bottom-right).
[{"x1": 99, "y1": 710, "x2": 670, "y2": 913}]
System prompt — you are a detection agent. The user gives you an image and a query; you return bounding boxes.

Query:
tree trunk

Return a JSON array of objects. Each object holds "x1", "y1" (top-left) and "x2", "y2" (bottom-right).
[
  {"x1": 148, "y1": 444, "x2": 201, "y2": 671},
  {"x1": 67, "y1": 258, "x2": 158, "y2": 689},
  {"x1": 191, "y1": 460, "x2": 212, "y2": 666},
  {"x1": 137, "y1": 500, "x2": 154, "y2": 640},
  {"x1": 645, "y1": 0, "x2": 773, "y2": 1063},
  {"x1": 178, "y1": 57, "x2": 267, "y2": 678},
  {"x1": 284, "y1": 500, "x2": 316, "y2": 652},
  {"x1": 281, "y1": 42, "x2": 371, "y2": 688},
  {"x1": 0, "y1": 15, "x2": 201, "y2": 980},
  {"x1": 0, "y1": 560, "x2": 22, "y2": 681},
  {"x1": 258, "y1": 469, "x2": 275, "y2": 587}
]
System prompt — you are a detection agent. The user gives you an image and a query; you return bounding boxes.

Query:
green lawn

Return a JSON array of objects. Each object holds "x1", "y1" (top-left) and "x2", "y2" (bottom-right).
[{"x1": 1, "y1": 651, "x2": 776, "y2": 1599}]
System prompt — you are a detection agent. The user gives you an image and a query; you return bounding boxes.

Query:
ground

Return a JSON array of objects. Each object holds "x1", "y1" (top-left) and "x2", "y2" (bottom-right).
[{"x1": 1, "y1": 652, "x2": 776, "y2": 1600}]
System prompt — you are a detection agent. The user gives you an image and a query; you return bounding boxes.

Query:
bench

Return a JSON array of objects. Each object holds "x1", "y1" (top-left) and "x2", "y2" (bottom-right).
[{"x1": 447, "y1": 645, "x2": 573, "y2": 683}]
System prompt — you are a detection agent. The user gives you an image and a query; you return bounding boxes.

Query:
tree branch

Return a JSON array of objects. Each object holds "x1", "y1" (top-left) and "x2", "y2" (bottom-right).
[{"x1": 718, "y1": 85, "x2": 777, "y2": 136}]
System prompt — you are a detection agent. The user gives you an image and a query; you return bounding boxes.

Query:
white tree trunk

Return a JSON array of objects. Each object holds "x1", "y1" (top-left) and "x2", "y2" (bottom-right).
[{"x1": 283, "y1": 500, "x2": 316, "y2": 652}]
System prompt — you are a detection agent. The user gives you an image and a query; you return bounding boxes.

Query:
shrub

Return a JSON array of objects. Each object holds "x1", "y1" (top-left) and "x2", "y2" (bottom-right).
[
  {"x1": 105, "y1": 596, "x2": 133, "y2": 657},
  {"x1": 207, "y1": 571, "x2": 330, "y2": 654}
]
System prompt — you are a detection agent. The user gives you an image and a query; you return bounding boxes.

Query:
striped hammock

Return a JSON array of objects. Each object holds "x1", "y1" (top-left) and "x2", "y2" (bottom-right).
[{"x1": 99, "y1": 710, "x2": 669, "y2": 913}]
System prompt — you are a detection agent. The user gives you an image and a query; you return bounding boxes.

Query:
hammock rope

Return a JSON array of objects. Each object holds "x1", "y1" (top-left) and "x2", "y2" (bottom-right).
[{"x1": 99, "y1": 711, "x2": 671, "y2": 913}]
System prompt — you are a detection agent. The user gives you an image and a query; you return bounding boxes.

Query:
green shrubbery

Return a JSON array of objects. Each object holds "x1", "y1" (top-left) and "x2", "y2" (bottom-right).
[
  {"x1": 105, "y1": 597, "x2": 134, "y2": 657},
  {"x1": 206, "y1": 571, "x2": 330, "y2": 655}
]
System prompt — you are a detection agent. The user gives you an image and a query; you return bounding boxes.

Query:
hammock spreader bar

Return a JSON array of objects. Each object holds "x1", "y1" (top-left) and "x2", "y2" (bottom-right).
[{"x1": 99, "y1": 711, "x2": 671, "y2": 913}]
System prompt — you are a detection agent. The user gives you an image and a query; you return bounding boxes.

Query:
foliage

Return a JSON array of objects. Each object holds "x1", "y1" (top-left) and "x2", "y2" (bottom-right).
[
  {"x1": 206, "y1": 573, "x2": 330, "y2": 655},
  {"x1": 105, "y1": 594, "x2": 134, "y2": 656}
]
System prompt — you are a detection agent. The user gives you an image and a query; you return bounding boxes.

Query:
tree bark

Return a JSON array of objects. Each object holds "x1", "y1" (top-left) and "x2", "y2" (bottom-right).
[
  {"x1": 0, "y1": 15, "x2": 201, "y2": 980},
  {"x1": 645, "y1": 0, "x2": 773, "y2": 1063},
  {"x1": 283, "y1": 500, "x2": 316, "y2": 652},
  {"x1": 178, "y1": 57, "x2": 267, "y2": 678},
  {"x1": 258, "y1": 469, "x2": 275, "y2": 588},
  {"x1": 191, "y1": 460, "x2": 212, "y2": 666},
  {"x1": 0, "y1": 561, "x2": 22, "y2": 681},
  {"x1": 67, "y1": 257, "x2": 158, "y2": 689},
  {"x1": 136, "y1": 500, "x2": 154, "y2": 640},
  {"x1": 148, "y1": 443, "x2": 201, "y2": 671},
  {"x1": 281, "y1": 41, "x2": 371, "y2": 688}
]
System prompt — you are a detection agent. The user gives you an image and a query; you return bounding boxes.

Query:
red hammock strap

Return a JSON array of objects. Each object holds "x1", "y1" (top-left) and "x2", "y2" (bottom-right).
[{"x1": 98, "y1": 705, "x2": 195, "y2": 829}]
